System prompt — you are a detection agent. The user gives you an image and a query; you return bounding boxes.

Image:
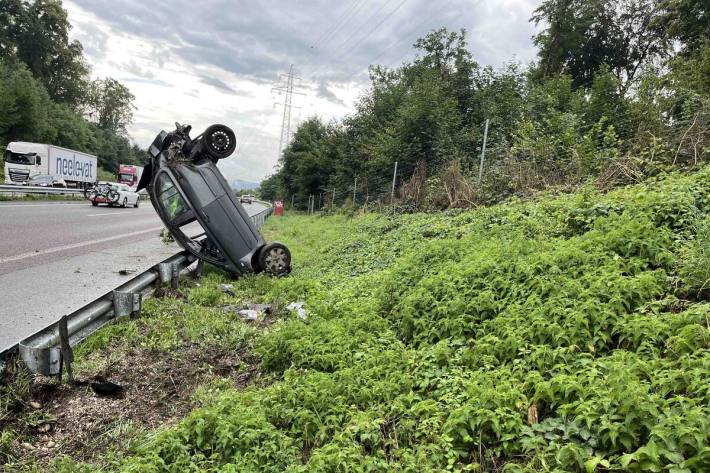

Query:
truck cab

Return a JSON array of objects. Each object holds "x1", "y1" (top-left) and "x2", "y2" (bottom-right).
[
  {"x1": 117, "y1": 164, "x2": 143, "y2": 188},
  {"x1": 3, "y1": 142, "x2": 47, "y2": 184}
]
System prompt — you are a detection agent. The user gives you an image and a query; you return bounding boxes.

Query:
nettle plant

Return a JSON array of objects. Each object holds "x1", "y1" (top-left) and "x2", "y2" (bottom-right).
[{"x1": 60, "y1": 167, "x2": 709, "y2": 473}]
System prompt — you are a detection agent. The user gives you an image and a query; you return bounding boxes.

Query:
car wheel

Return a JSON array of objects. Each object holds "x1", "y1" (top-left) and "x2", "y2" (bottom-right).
[
  {"x1": 122, "y1": 197, "x2": 128, "y2": 208},
  {"x1": 203, "y1": 124, "x2": 236, "y2": 160},
  {"x1": 91, "y1": 201, "x2": 98, "y2": 206},
  {"x1": 258, "y1": 243, "x2": 291, "y2": 276},
  {"x1": 134, "y1": 197, "x2": 139, "y2": 208}
]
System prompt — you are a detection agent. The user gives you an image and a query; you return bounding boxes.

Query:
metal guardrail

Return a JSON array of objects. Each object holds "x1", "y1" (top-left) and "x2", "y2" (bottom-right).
[
  {"x1": 0, "y1": 184, "x2": 85, "y2": 196},
  {"x1": 19, "y1": 252, "x2": 196, "y2": 375},
  {"x1": 0, "y1": 203, "x2": 273, "y2": 375},
  {"x1": 250, "y1": 200, "x2": 273, "y2": 228}
]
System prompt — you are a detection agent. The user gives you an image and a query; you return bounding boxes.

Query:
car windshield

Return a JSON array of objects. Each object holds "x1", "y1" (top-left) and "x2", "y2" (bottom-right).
[
  {"x1": 5, "y1": 150, "x2": 36, "y2": 165},
  {"x1": 118, "y1": 173, "x2": 133, "y2": 181}
]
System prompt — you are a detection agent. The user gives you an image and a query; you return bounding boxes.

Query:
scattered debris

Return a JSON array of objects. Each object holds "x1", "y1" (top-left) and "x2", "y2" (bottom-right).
[
  {"x1": 29, "y1": 401, "x2": 42, "y2": 409},
  {"x1": 219, "y1": 284, "x2": 236, "y2": 297},
  {"x1": 37, "y1": 422, "x2": 52, "y2": 433},
  {"x1": 90, "y1": 377, "x2": 124, "y2": 397},
  {"x1": 238, "y1": 309, "x2": 259, "y2": 321},
  {"x1": 160, "y1": 228, "x2": 175, "y2": 244},
  {"x1": 117, "y1": 269, "x2": 136, "y2": 276},
  {"x1": 286, "y1": 301, "x2": 308, "y2": 320},
  {"x1": 2, "y1": 342, "x2": 260, "y2": 466}
]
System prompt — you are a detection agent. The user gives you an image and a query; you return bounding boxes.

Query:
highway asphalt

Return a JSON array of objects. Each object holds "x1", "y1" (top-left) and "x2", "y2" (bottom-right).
[{"x1": 0, "y1": 199, "x2": 265, "y2": 351}]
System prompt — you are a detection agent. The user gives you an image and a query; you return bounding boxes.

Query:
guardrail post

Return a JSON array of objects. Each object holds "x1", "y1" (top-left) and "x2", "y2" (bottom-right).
[
  {"x1": 113, "y1": 291, "x2": 142, "y2": 318},
  {"x1": 58, "y1": 315, "x2": 74, "y2": 384},
  {"x1": 158, "y1": 262, "x2": 180, "y2": 288},
  {"x1": 193, "y1": 259, "x2": 205, "y2": 278}
]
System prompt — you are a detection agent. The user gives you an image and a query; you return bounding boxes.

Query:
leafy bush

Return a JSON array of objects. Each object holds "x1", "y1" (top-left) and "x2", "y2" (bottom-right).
[{"x1": 55, "y1": 167, "x2": 710, "y2": 472}]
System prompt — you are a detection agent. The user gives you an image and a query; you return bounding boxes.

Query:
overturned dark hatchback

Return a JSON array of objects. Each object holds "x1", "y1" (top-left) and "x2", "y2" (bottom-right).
[{"x1": 138, "y1": 122, "x2": 291, "y2": 277}]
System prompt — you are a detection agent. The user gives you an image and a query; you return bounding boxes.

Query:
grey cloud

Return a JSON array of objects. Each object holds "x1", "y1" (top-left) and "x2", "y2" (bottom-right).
[
  {"x1": 69, "y1": 0, "x2": 538, "y2": 88},
  {"x1": 123, "y1": 59, "x2": 156, "y2": 79},
  {"x1": 198, "y1": 75, "x2": 237, "y2": 94},
  {"x1": 314, "y1": 81, "x2": 345, "y2": 106}
]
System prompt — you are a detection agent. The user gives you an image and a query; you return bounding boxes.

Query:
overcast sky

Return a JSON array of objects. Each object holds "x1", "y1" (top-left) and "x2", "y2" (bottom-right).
[{"x1": 64, "y1": 0, "x2": 541, "y2": 183}]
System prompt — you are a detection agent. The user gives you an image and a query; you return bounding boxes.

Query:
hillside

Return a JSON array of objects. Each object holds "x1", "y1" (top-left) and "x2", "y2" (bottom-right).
[{"x1": 2, "y1": 168, "x2": 709, "y2": 472}]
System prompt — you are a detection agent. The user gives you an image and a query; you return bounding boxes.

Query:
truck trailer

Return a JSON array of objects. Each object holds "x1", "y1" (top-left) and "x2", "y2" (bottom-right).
[{"x1": 3, "y1": 142, "x2": 98, "y2": 188}]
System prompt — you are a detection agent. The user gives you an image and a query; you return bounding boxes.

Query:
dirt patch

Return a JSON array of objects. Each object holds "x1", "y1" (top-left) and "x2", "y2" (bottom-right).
[{"x1": 2, "y1": 343, "x2": 260, "y2": 467}]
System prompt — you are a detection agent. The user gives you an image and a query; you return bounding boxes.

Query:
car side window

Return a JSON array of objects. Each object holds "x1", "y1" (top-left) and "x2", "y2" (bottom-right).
[{"x1": 156, "y1": 173, "x2": 189, "y2": 221}]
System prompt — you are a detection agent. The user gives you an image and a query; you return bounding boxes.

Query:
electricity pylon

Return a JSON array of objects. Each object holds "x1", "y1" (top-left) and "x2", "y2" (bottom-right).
[{"x1": 272, "y1": 65, "x2": 305, "y2": 157}]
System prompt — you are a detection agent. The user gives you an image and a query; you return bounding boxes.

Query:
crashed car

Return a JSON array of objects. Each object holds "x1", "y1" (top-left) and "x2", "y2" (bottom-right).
[{"x1": 138, "y1": 122, "x2": 291, "y2": 277}]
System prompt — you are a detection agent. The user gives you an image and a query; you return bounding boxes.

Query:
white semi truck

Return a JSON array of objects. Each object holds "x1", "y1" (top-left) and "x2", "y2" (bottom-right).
[{"x1": 3, "y1": 142, "x2": 98, "y2": 188}]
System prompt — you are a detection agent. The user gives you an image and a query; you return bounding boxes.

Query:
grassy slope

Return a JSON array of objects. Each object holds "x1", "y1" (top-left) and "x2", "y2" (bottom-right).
[{"x1": 33, "y1": 168, "x2": 710, "y2": 471}]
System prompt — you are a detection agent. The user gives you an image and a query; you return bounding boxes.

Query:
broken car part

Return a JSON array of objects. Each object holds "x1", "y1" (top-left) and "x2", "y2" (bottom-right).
[{"x1": 138, "y1": 122, "x2": 291, "y2": 277}]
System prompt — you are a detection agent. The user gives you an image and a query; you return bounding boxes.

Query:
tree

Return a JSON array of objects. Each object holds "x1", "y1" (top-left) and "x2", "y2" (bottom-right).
[
  {"x1": 1, "y1": 0, "x2": 89, "y2": 107},
  {"x1": 0, "y1": 60, "x2": 52, "y2": 146},
  {"x1": 657, "y1": 0, "x2": 709, "y2": 55},
  {"x1": 85, "y1": 78, "x2": 136, "y2": 135},
  {"x1": 532, "y1": 0, "x2": 669, "y2": 90}
]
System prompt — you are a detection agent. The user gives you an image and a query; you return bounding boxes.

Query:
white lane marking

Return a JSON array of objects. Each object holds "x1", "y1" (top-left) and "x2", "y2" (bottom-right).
[
  {"x1": 87, "y1": 212, "x2": 136, "y2": 217},
  {"x1": 0, "y1": 226, "x2": 164, "y2": 264},
  {"x1": 0, "y1": 203, "x2": 87, "y2": 208}
]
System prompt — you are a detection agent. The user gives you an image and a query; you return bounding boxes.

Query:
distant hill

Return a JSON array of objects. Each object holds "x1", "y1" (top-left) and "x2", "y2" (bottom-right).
[{"x1": 230, "y1": 179, "x2": 260, "y2": 191}]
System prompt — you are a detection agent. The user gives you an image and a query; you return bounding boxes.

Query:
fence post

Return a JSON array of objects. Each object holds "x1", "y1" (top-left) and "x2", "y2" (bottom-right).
[
  {"x1": 390, "y1": 161, "x2": 398, "y2": 204},
  {"x1": 353, "y1": 177, "x2": 357, "y2": 205},
  {"x1": 478, "y1": 119, "x2": 489, "y2": 183},
  {"x1": 331, "y1": 188, "x2": 335, "y2": 207}
]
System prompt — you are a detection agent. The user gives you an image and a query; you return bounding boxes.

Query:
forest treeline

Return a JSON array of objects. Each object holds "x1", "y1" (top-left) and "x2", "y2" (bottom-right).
[
  {"x1": 0, "y1": 0, "x2": 143, "y2": 174},
  {"x1": 261, "y1": 0, "x2": 709, "y2": 209}
]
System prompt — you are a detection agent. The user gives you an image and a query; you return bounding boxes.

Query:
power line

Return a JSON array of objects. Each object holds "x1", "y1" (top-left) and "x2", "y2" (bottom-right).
[
  {"x1": 340, "y1": 0, "x2": 411, "y2": 59},
  {"x1": 309, "y1": 0, "x2": 409, "y2": 78},
  {"x1": 328, "y1": 0, "x2": 396, "y2": 56},
  {"x1": 364, "y1": 0, "x2": 458, "y2": 69},
  {"x1": 311, "y1": 0, "x2": 371, "y2": 50}
]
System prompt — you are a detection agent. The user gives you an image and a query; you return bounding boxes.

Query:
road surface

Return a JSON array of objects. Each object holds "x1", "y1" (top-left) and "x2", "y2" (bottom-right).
[{"x1": 0, "y1": 200, "x2": 265, "y2": 351}]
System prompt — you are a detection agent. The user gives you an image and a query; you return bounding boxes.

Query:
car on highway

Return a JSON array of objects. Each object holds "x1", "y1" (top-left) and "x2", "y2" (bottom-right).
[
  {"x1": 24, "y1": 174, "x2": 66, "y2": 187},
  {"x1": 88, "y1": 181, "x2": 140, "y2": 208},
  {"x1": 239, "y1": 194, "x2": 254, "y2": 204}
]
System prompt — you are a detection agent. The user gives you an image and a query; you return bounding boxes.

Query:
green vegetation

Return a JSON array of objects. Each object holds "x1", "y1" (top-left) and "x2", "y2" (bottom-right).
[
  {"x1": 261, "y1": 0, "x2": 709, "y2": 210},
  {"x1": 0, "y1": 0, "x2": 143, "y2": 175},
  {"x1": 27, "y1": 166, "x2": 706, "y2": 472}
]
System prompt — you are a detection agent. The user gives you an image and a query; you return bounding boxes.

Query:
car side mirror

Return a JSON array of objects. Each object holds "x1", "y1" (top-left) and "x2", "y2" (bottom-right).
[{"x1": 36, "y1": 157, "x2": 41, "y2": 165}]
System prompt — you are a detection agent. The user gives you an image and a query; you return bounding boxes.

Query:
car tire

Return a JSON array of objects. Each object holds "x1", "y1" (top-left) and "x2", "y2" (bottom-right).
[
  {"x1": 258, "y1": 242, "x2": 292, "y2": 276},
  {"x1": 202, "y1": 124, "x2": 236, "y2": 160},
  {"x1": 134, "y1": 197, "x2": 139, "y2": 208},
  {"x1": 91, "y1": 201, "x2": 98, "y2": 206},
  {"x1": 122, "y1": 197, "x2": 128, "y2": 208}
]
